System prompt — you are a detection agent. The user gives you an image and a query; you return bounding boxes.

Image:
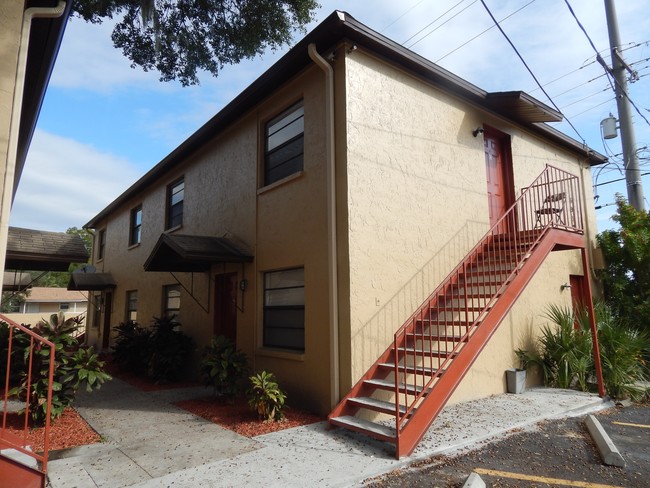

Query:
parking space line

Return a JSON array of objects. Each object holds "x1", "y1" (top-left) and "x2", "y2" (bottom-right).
[
  {"x1": 473, "y1": 468, "x2": 624, "y2": 488},
  {"x1": 612, "y1": 421, "x2": 650, "y2": 429}
]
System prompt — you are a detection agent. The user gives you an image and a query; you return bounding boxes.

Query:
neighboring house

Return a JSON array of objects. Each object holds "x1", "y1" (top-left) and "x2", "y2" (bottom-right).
[
  {"x1": 0, "y1": 1, "x2": 73, "y2": 292},
  {"x1": 2, "y1": 286, "x2": 88, "y2": 326},
  {"x1": 81, "y1": 12, "x2": 606, "y2": 456}
]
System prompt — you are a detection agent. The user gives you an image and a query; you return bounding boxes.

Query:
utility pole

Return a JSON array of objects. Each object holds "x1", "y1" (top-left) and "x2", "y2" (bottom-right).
[{"x1": 603, "y1": 0, "x2": 645, "y2": 211}]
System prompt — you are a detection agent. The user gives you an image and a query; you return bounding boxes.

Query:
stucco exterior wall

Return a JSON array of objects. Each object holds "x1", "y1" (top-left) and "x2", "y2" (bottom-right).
[
  {"x1": 342, "y1": 48, "x2": 597, "y2": 403},
  {"x1": 86, "y1": 65, "x2": 332, "y2": 415}
]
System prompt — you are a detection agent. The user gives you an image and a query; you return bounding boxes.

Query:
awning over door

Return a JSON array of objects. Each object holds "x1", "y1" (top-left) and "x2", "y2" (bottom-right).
[
  {"x1": 67, "y1": 272, "x2": 116, "y2": 291},
  {"x1": 6, "y1": 227, "x2": 89, "y2": 272},
  {"x1": 144, "y1": 234, "x2": 254, "y2": 273},
  {"x1": 2, "y1": 272, "x2": 32, "y2": 291}
]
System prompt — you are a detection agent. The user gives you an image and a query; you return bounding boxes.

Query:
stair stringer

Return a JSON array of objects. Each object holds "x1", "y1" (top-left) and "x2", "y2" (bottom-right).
[{"x1": 395, "y1": 228, "x2": 585, "y2": 457}]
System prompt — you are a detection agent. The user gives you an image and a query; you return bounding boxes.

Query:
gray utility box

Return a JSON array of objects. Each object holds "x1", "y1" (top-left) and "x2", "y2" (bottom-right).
[{"x1": 506, "y1": 369, "x2": 526, "y2": 394}]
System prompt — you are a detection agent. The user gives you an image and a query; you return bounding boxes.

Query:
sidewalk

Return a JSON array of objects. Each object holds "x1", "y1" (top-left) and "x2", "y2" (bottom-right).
[{"x1": 47, "y1": 378, "x2": 612, "y2": 488}]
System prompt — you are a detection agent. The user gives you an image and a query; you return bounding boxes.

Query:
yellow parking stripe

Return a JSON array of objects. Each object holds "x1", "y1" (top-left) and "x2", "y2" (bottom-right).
[
  {"x1": 612, "y1": 421, "x2": 650, "y2": 429},
  {"x1": 474, "y1": 468, "x2": 624, "y2": 488}
]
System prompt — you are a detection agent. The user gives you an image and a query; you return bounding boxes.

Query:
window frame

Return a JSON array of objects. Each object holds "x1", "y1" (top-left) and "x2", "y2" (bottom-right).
[
  {"x1": 262, "y1": 267, "x2": 305, "y2": 352},
  {"x1": 163, "y1": 284, "x2": 181, "y2": 322},
  {"x1": 97, "y1": 228, "x2": 106, "y2": 261},
  {"x1": 263, "y1": 101, "x2": 304, "y2": 187},
  {"x1": 129, "y1": 205, "x2": 142, "y2": 246},
  {"x1": 166, "y1": 178, "x2": 184, "y2": 230},
  {"x1": 125, "y1": 290, "x2": 138, "y2": 323}
]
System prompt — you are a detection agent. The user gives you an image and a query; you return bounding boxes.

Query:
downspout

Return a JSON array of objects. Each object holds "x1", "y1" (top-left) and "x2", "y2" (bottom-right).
[
  {"x1": 0, "y1": 1, "x2": 67, "y2": 297},
  {"x1": 308, "y1": 43, "x2": 340, "y2": 408}
]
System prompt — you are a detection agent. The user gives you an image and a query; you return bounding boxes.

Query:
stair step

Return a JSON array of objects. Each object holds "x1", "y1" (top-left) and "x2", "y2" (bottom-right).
[
  {"x1": 347, "y1": 396, "x2": 407, "y2": 415},
  {"x1": 396, "y1": 347, "x2": 459, "y2": 358},
  {"x1": 406, "y1": 331, "x2": 467, "y2": 342},
  {"x1": 364, "y1": 378, "x2": 432, "y2": 396},
  {"x1": 329, "y1": 415, "x2": 396, "y2": 443},
  {"x1": 377, "y1": 362, "x2": 443, "y2": 376}
]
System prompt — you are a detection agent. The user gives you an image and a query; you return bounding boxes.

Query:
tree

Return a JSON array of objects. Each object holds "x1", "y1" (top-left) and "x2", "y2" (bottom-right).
[
  {"x1": 73, "y1": 0, "x2": 320, "y2": 86},
  {"x1": 596, "y1": 194, "x2": 650, "y2": 333}
]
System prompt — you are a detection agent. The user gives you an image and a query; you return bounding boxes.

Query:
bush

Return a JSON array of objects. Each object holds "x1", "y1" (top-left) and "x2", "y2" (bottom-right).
[
  {"x1": 112, "y1": 321, "x2": 152, "y2": 375},
  {"x1": 200, "y1": 335, "x2": 248, "y2": 396},
  {"x1": 247, "y1": 371, "x2": 287, "y2": 422},
  {"x1": 8, "y1": 313, "x2": 111, "y2": 425},
  {"x1": 147, "y1": 316, "x2": 195, "y2": 383},
  {"x1": 519, "y1": 303, "x2": 649, "y2": 400}
]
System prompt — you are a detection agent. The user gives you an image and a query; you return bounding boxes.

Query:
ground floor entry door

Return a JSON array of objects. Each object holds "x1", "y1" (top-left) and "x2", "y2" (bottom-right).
[{"x1": 214, "y1": 273, "x2": 238, "y2": 343}]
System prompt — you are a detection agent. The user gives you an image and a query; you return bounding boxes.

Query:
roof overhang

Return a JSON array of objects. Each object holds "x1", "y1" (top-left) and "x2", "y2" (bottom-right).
[
  {"x1": 144, "y1": 234, "x2": 254, "y2": 273},
  {"x1": 6, "y1": 227, "x2": 90, "y2": 272},
  {"x1": 67, "y1": 272, "x2": 116, "y2": 291},
  {"x1": 484, "y1": 91, "x2": 563, "y2": 123},
  {"x1": 2, "y1": 271, "x2": 33, "y2": 292}
]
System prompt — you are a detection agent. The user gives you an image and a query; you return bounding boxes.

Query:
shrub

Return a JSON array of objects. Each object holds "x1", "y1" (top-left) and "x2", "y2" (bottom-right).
[
  {"x1": 8, "y1": 313, "x2": 111, "y2": 425},
  {"x1": 200, "y1": 335, "x2": 248, "y2": 396},
  {"x1": 111, "y1": 321, "x2": 152, "y2": 375},
  {"x1": 247, "y1": 371, "x2": 287, "y2": 422},
  {"x1": 147, "y1": 316, "x2": 195, "y2": 383}
]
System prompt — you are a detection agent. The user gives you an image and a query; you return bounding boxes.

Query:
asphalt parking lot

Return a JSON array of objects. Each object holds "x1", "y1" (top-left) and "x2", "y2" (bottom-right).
[{"x1": 365, "y1": 403, "x2": 649, "y2": 487}]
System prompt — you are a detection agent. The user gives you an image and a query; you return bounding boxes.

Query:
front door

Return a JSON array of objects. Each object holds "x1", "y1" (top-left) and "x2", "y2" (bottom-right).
[
  {"x1": 484, "y1": 128, "x2": 514, "y2": 228},
  {"x1": 214, "y1": 273, "x2": 238, "y2": 343},
  {"x1": 102, "y1": 291, "x2": 113, "y2": 350}
]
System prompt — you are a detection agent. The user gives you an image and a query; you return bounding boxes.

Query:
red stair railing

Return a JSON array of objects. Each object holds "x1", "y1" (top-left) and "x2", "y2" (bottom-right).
[
  {"x1": 1, "y1": 314, "x2": 55, "y2": 475},
  {"x1": 392, "y1": 164, "x2": 583, "y2": 444}
]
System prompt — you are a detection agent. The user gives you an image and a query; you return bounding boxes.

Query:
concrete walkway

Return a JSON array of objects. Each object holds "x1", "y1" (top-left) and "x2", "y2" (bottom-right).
[{"x1": 46, "y1": 379, "x2": 612, "y2": 488}]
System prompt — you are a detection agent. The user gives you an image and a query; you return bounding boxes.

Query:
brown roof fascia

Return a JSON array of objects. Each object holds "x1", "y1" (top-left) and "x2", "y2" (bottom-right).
[{"x1": 84, "y1": 10, "x2": 605, "y2": 228}]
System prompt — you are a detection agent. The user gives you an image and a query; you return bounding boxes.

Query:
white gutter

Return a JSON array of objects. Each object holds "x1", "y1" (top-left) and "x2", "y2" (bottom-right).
[
  {"x1": 308, "y1": 43, "x2": 340, "y2": 408},
  {"x1": 0, "y1": 1, "x2": 66, "y2": 298}
]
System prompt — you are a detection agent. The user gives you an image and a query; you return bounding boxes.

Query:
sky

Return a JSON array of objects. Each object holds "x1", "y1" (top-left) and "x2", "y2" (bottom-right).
[{"x1": 10, "y1": 0, "x2": 650, "y2": 233}]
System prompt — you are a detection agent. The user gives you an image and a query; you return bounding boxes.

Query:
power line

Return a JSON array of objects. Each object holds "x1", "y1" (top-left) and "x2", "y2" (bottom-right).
[
  {"x1": 403, "y1": 0, "x2": 473, "y2": 47},
  {"x1": 434, "y1": 0, "x2": 536, "y2": 63},
  {"x1": 478, "y1": 0, "x2": 586, "y2": 143},
  {"x1": 380, "y1": 0, "x2": 428, "y2": 33}
]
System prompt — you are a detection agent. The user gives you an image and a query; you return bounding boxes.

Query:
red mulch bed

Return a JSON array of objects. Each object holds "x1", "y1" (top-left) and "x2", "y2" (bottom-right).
[
  {"x1": 176, "y1": 396, "x2": 324, "y2": 437},
  {"x1": 3, "y1": 408, "x2": 100, "y2": 452}
]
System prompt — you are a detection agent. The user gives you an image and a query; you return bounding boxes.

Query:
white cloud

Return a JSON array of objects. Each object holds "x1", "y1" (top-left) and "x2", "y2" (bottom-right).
[{"x1": 10, "y1": 130, "x2": 142, "y2": 232}]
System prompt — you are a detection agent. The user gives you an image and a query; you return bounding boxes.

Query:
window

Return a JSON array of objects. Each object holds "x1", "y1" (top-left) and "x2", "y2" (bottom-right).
[
  {"x1": 164, "y1": 285, "x2": 181, "y2": 322},
  {"x1": 97, "y1": 229, "x2": 106, "y2": 260},
  {"x1": 264, "y1": 102, "x2": 304, "y2": 186},
  {"x1": 129, "y1": 205, "x2": 142, "y2": 246},
  {"x1": 166, "y1": 179, "x2": 184, "y2": 229},
  {"x1": 263, "y1": 268, "x2": 304, "y2": 352},
  {"x1": 126, "y1": 290, "x2": 138, "y2": 322},
  {"x1": 59, "y1": 303, "x2": 70, "y2": 311}
]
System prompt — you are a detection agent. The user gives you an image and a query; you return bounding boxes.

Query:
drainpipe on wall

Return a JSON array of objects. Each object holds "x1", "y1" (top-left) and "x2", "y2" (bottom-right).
[
  {"x1": 0, "y1": 1, "x2": 67, "y2": 296},
  {"x1": 308, "y1": 43, "x2": 340, "y2": 409},
  {"x1": 579, "y1": 160, "x2": 597, "y2": 278}
]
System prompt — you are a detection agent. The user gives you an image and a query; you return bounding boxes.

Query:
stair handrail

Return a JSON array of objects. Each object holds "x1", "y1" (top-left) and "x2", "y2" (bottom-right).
[
  {"x1": 392, "y1": 164, "x2": 583, "y2": 432},
  {"x1": 1, "y1": 314, "x2": 55, "y2": 474}
]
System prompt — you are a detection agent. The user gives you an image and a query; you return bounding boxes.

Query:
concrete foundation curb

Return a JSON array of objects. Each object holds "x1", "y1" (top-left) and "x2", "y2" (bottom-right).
[
  {"x1": 462, "y1": 472, "x2": 486, "y2": 488},
  {"x1": 585, "y1": 414, "x2": 626, "y2": 467}
]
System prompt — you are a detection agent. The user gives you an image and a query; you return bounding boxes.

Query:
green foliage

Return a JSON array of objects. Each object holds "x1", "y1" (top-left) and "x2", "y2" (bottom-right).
[
  {"x1": 1, "y1": 290, "x2": 28, "y2": 313},
  {"x1": 147, "y1": 316, "x2": 195, "y2": 383},
  {"x1": 518, "y1": 303, "x2": 649, "y2": 400},
  {"x1": 200, "y1": 335, "x2": 248, "y2": 396},
  {"x1": 73, "y1": 0, "x2": 319, "y2": 86},
  {"x1": 596, "y1": 195, "x2": 650, "y2": 334},
  {"x1": 247, "y1": 371, "x2": 287, "y2": 422},
  {"x1": 112, "y1": 317, "x2": 195, "y2": 383},
  {"x1": 6, "y1": 313, "x2": 111, "y2": 425},
  {"x1": 112, "y1": 321, "x2": 152, "y2": 375}
]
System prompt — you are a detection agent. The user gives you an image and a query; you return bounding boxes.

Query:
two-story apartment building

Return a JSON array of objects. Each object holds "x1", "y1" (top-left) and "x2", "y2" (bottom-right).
[{"x1": 81, "y1": 11, "x2": 605, "y2": 453}]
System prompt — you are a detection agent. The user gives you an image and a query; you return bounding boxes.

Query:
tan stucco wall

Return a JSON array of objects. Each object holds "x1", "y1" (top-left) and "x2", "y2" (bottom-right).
[
  {"x1": 3, "y1": 311, "x2": 86, "y2": 327},
  {"x1": 341, "y1": 48, "x2": 598, "y2": 404},
  {"x1": 86, "y1": 65, "x2": 332, "y2": 415},
  {"x1": 0, "y1": 2, "x2": 24, "y2": 293}
]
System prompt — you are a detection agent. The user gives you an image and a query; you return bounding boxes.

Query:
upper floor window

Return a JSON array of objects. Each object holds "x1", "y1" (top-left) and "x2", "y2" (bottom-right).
[
  {"x1": 97, "y1": 229, "x2": 106, "y2": 260},
  {"x1": 264, "y1": 102, "x2": 304, "y2": 186},
  {"x1": 166, "y1": 179, "x2": 184, "y2": 230},
  {"x1": 126, "y1": 290, "x2": 138, "y2": 322},
  {"x1": 129, "y1": 205, "x2": 142, "y2": 246},
  {"x1": 263, "y1": 267, "x2": 305, "y2": 352}
]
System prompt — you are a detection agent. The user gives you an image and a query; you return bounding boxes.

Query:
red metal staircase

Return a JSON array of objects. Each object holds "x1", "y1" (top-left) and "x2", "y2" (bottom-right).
[{"x1": 329, "y1": 165, "x2": 594, "y2": 458}]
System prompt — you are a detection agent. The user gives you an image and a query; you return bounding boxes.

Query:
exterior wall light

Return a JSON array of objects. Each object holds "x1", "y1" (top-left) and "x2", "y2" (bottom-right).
[{"x1": 473, "y1": 127, "x2": 484, "y2": 137}]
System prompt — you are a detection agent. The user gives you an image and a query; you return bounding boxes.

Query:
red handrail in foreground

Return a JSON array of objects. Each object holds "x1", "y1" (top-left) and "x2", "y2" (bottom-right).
[{"x1": 1, "y1": 313, "x2": 55, "y2": 474}]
